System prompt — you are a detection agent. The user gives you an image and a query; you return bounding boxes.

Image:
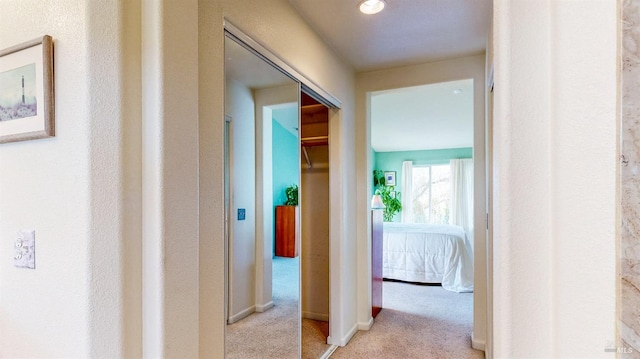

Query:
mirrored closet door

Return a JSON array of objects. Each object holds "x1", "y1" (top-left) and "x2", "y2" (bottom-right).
[{"x1": 224, "y1": 33, "x2": 301, "y2": 358}]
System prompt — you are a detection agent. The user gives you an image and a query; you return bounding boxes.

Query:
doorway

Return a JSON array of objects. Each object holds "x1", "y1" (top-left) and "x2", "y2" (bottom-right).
[
  {"x1": 369, "y1": 80, "x2": 478, "y2": 355},
  {"x1": 353, "y1": 55, "x2": 487, "y2": 355}
]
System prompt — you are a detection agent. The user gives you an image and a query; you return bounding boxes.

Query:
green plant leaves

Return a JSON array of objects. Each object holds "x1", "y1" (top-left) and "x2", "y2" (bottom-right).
[
  {"x1": 373, "y1": 170, "x2": 402, "y2": 221},
  {"x1": 285, "y1": 184, "x2": 299, "y2": 206}
]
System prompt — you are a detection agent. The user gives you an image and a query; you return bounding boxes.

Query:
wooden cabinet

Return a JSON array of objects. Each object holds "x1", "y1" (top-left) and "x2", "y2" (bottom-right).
[
  {"x1": 372, "y1": 209, "x2": 383, "y2": 318},
  {"x1": 275, "y1": 205, "x2": 299, "y2": 257}
]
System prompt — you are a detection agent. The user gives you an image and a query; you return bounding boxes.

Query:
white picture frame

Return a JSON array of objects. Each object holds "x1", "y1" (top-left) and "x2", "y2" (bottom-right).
[{"x1": 384, "y1": 171, "x2": 396, "y2": 186}]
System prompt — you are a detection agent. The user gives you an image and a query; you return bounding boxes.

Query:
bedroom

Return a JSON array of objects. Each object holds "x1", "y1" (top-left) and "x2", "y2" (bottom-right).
[{"x1": 366, "y1": 78, "x2": 479, "y2": 354}]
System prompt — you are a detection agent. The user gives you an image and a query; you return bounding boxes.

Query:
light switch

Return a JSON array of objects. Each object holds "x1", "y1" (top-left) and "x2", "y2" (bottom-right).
[{"x1": 14, "y1": 229, "x2": 35, "y2": 269}]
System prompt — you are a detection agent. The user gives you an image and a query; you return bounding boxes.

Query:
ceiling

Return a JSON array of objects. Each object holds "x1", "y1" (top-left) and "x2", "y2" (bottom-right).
[
  {"x1": 225, "y1": 36, "x2": 294, "y2": 89},
  {"x1": 371, "y1": 79, "x2": 473, "y2": 152},
  {"x1": 272, "y1": 105, "x2": 299, "y2": 136},
  {"x1": 226, "y1": 1, "x2": 488, "y2": 153},
  {"x1": 287, "y1": 0, "x2": 487, "y2": 152},
  {"x1": 288, "y1": 0, "x2": 491, "y2": 72}
]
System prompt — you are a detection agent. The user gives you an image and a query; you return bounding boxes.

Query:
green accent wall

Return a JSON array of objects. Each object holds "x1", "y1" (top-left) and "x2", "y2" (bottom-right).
[
  {"x1": 272, "y1": 120, "x2": 299, "y2": 206},
  {"x1": 374, "y1": 147, "x2": 472, "y2": 222}
]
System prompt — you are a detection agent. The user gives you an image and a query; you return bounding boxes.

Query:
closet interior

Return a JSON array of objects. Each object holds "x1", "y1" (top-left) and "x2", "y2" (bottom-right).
[{"x1": 300, "y1": 92, "x2": 332, "y2": 357}]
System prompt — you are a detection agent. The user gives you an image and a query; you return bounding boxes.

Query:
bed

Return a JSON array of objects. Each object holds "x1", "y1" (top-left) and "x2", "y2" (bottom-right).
[{"x1": 382, "y1": 222, "x2": 473, "y2": 293}]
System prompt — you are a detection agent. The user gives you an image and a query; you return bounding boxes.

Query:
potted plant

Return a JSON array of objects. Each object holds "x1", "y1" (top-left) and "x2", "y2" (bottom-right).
[
  {"x1": 373, "y1": 170, "x2": 402, "y2": 222},
  {"x1": 284, "y1": 184, "x2": 299, "y2": 206}
]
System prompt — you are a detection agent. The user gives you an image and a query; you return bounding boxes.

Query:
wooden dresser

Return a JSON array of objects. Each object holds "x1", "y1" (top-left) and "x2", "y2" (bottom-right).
[{"x1": 275, "y1": 205, "x2": 299, "y2": 257}]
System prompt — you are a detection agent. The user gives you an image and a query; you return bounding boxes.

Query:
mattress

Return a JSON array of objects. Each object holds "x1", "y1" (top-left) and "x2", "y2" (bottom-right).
[{"x1": 382, "y1": 223, "x2": 474, "y2": 293}]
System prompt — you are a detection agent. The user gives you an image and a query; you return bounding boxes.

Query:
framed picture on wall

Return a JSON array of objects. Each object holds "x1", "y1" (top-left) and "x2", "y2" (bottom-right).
[
  {"x1": 384, "y1": 171, "x2": 396, "y2": 186},
  {"x1": 0, "y1": 35, "x2": 54, "y2": 144}
]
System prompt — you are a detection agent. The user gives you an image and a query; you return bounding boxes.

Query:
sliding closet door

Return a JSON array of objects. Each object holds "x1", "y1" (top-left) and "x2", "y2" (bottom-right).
[{"x1": 224, "y1": 33, "x2": 301, "y2": 359}]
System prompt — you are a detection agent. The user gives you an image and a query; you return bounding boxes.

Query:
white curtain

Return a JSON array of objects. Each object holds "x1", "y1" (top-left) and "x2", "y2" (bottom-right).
[
  {"x1": 401, "y1": 161, "x2": 413, "y2": 223},
  {"x1": 450, "y1": 159, "x2": 474, "y2": 242}
]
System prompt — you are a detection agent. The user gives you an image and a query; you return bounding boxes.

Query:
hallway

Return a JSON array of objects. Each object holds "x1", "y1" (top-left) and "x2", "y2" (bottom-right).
[{"x1": 332, "y1": 281, "x2": 482, "y2": 358}]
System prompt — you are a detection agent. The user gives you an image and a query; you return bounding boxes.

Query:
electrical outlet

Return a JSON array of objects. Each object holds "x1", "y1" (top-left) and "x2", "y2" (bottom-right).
[
  {"x1": 14, "y1": 229, "x2": 35, "y2": 269},
  {"x1": 238, "y1": 208, "x2": 246, "y2": 221}
]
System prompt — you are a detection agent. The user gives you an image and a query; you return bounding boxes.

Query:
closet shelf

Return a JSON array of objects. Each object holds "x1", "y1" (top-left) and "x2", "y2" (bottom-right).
[
  {"x1": 301, "y1": 104, "x2": 326, "y2": 116},
  {"x1": 301, "y1": 136, "x2": 328, "y2": 169}
]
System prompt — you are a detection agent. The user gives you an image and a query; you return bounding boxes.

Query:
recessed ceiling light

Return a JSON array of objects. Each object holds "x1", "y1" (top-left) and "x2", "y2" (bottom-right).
[
  {"x1": 453, "y1": 89, "x2": 462, "y2": 94},
  {"x1": 358, "y1": 0, "x2": 386, "y2": 15}
]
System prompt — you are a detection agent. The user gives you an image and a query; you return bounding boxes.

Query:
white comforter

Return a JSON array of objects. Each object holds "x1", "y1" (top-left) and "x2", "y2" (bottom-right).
[{"x1": 382, "y1": 223, "x2": 474, "y2": 293}]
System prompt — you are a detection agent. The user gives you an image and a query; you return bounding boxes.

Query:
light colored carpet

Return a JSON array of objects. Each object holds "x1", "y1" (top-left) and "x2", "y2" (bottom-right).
[
  {"x1": 302, "y1": 318, "x2": 331, "y2": 358},
  {"x1": 331, "y1": 281, "x2": 484, "y2": 359},
  {"x1": 226, "y1": 256, "x2": 299, "y2": 359}
]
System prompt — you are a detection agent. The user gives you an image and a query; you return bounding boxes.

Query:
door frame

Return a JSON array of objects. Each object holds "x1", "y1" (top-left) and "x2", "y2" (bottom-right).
[{"x1": 355, "y1": 56, "x2": 488, "y2": 348}]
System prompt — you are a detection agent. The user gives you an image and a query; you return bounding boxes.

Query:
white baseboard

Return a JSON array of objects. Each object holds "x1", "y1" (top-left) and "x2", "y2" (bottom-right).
[
  {"x1": 227, "y1": 305, "x2": 255, "y2": 324},
  {"x1": 357, "y1": 317, "x2": 374, "y2": 331},
  {"x1": 255, "y1": 301, "x2": 273, "y2": 313},
  {"x1": 302, "y1": 311, "x2": 329, "y2": 322},
  {"x1": 471, "y1": 332, "x2": 486, "y2": 351},
  {"x1": 327, "y1": 322, "x2": 358, "y2": 346}
]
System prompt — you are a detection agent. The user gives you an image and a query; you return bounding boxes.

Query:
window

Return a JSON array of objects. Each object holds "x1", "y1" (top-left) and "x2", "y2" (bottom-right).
[{"x1": 411, "y1": 164, "x2": 450, "y2": 224}]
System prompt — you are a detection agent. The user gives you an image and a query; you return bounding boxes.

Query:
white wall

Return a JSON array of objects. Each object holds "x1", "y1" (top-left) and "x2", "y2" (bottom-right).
[
  {"x1": 484, "y1": 12, "x2": 494, "y2": 358},
  {"x1": 0, "y1": 0, "x2": 358, "y2": 356},
  {"x1": 141, "y1": 0, "x2": 200, "y2": 357},
  {"x1": 492, "y1": 1, "x2": 617, "y2": 357},
  {"x1": 0, "y1": 0, "x2": 619, "y2": 357},
  {"x1": 0, "y1": 2, "x2": 90, "y2": 357},
  {"x1": 355, "y1": 54, "x2": 487, "y2": 344},
  {"x1": 254, "y1": 84, "x2": 299, "y2": 310},
  {"x1": 0, "y1": 1, "x2": 141, "y2": 358},
  {"x1": 225, "y1": 77, "x2": 257, "y2": 321}
]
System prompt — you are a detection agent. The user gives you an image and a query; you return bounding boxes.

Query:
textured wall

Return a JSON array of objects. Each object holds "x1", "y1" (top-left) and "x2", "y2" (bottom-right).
[
  {"x1": 0, "y1": 1, "x2": 141, "y2": 357},
  {"x1": 226, "y1": 77, "x2": 257, "y2": 320},
  {"x1": 621, "y1": 0, "x2": 640, "y2": 354},
  {"x1": 0, "y1": 2, "x2": 91, "y2": 357},
  {"x1": 492, "y1": 1, "x2": 617, "y2": 357},
  {"x1": 0, "y1": 0, "x2": 355, "y2": 357},
  {"x1": 141, "y1": 0, "x2": 200, "y2": 356}
]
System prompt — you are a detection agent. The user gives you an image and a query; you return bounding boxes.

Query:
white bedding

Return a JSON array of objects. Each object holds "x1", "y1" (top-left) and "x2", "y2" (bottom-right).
[{"x1": 383, "y1": 223, "x2": 474, "y2": 293}]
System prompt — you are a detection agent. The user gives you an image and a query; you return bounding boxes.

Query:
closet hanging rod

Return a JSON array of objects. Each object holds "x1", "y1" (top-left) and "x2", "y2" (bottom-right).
[
  {"x1": 301, "y1": 135, "x2": 329, "y2": 147},
  {"x1": 301, "y1": 136, "x2": 328, "y2": 141},
  {"x1": 302, "y1": 146, "x2": 312, "y2": 169}
]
